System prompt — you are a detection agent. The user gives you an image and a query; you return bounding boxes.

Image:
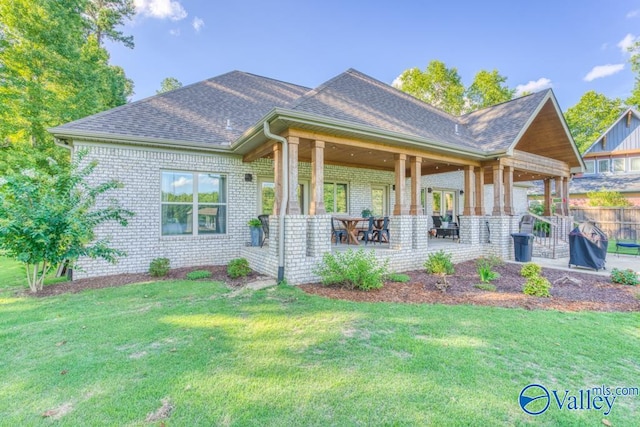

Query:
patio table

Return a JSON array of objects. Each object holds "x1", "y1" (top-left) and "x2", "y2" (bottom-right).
[{"x1": 335, "y1": 217, "x2": 367, "y2": 245}]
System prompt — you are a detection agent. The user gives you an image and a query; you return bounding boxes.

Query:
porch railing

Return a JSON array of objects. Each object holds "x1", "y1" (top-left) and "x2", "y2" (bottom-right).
[{"x1": 525, "y1": 213, "x2": 573, "y2": 259}]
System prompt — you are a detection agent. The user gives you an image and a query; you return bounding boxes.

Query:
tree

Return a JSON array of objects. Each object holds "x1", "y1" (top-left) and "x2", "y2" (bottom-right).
[
  {"x1": 157, "y1": 77, "x2": 183, "y2": 94},
  {"x1": 84, "y1": 0, "x2": 135, "y2": 48},
  {"x1": 466, "y1": 69, "x2": 515, "y2": 111},
  {"x1": 394, "y1": 60, "x2": 465, "y2": 115},
  {"x1": 0, "y1": 151, "x2": 133, "y2": 292},
  {"x1": 586, "y1": 188, "x2": 632, "y2": 207},
  {"x1": 627, "y1": 40, "x2": 640, "y2": 108},
  {"x1": 563, "y1": 91, "x2": 624, "y2": 154},
  {"x1": 0, "y1": 0, "x2": 133, "y2": 170}
]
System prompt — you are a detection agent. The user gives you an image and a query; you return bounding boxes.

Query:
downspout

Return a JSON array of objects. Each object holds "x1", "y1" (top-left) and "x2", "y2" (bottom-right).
[{"x1": 263, "y1": 121, "x2": 288, "y2": 283}]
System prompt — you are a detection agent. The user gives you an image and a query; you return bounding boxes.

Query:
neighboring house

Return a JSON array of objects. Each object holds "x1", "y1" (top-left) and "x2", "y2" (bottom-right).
[
  {"x1": 49, "y1": 69, "x2": 583, "y2": 284},
  {"x1": 571, "y1": 108, "x2": 640, "y2": 206}
]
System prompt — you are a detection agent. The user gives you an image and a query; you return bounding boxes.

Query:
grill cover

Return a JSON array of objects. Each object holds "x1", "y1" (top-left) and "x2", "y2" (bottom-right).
[{"x1": 569, "y1": 222, "x2": 608, "y2": 271}]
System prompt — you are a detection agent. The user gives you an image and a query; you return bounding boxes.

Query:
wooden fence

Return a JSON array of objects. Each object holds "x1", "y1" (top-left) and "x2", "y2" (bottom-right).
[{"x1": 570, "y1": 207, "x2": 640, "y2": 239}]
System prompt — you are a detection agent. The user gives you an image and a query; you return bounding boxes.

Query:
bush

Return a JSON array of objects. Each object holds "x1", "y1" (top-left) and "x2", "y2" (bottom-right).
[
  {"x1": 476, "y1": 256, "x2": 502, "y2": 283},
  {"x1": 227, "y1": 258, "x2": 251, "y2": 279},
  {"x1": 149, "y1": 258, "x2": 170, "y2": 277},
  {"x1": 610, "y1": 268, "x2": 639, "y2": 286},
  {"x1": 424, "y1": 250, "x2": 454, "y2": 275},
  {"x1": 520, "y1": 262, "x2": 542, "y2": 279},
  {"x1": 313, "y1": 249, "x2": 388, "y2": 291},
  {"x1": 474, "y1": 283, "x2": 497, "y2": 292},
  {"x1": 523, "y1": 275, "x2": 551, "y2": 297},
  {"x1": 186, "y1": 270, "x2": 212, "y2": 280},
  {"x1": 386, "y1": 273, "x2": 410, "y2": 283}
]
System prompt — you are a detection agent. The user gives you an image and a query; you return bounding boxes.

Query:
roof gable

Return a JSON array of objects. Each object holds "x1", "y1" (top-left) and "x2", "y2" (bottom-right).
[{"x1": 584, "y1": 108, "x2": 640, "y2": 154}]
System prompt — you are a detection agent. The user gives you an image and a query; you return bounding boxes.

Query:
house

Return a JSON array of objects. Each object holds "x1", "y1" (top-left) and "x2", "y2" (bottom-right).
[
  {"x1": 49, "y1": 69, "x2": 583, "y2": 284},
  {"x1": 570, "y1": 108, "x2": 640, "y2": 206}
]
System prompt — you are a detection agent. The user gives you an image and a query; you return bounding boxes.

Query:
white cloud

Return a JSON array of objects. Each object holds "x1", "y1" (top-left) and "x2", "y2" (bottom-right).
[
  {"x1": 617, "y1": 33, "x2": 637, "y2": 54},
  {"x1": 192, "y1": 17, "x2": 205, "y2": 32},
  {"x1": 173, "y1": 176, "x2": 192, "y2": 188},
  {"x1": 515, "y1": 78, "x2": 552, "y2": 96},
  {"x1": 134, "y1": 0, "x2": 187, "y2": 21},
  {"x1": 583, "y1": 64, "x2": 625, "y2": 81},
  {"x1": 627, "y1": 9, "x2": 639, "y2": 18},
  {"x1": 169, "y1": 28, "x2": 180, "y2": 36}
]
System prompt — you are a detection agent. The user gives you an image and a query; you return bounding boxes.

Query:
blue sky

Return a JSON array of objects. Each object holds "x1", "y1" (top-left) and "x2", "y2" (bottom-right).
[{"x1": 107, "y1": 0, "x2": 640, "y2": 111}]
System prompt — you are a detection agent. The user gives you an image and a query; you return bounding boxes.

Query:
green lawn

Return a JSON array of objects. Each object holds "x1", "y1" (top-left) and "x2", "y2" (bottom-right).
[{"x1": 1, "y1": 256, "x2": 639, "y2": 426}]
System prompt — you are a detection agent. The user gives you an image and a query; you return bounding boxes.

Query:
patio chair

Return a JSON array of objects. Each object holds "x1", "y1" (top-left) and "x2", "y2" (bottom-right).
[
  {"x1": 519, "y1": 215, "x2": 535, "y2": 234},
  {"x1": 358, "y1": 216, "x2": 377, "y2": 245},
  {"x1": 258, "y1": 214, "x2": 269, "y2": 247},
  {"x1": 331, "y1": 217, "x2": 347, "y2": 245},
  {"x1": 376, "y1": 216, "x2": 390, "y2": 243},
  {"x1": 615, "y1": 227, "x2": 640, "y2": 256}
]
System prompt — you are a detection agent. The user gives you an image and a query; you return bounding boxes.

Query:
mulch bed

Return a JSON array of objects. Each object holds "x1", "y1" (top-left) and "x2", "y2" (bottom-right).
[
  {"x1": 31, "y1": 265, "x2": 265, "y2": 297},
  {"x1": 26, "y1": 261, "x2": 640, "y2": 312},
  {"x1": 300, "y1": 261, "x2": 640, "y2": 312}
]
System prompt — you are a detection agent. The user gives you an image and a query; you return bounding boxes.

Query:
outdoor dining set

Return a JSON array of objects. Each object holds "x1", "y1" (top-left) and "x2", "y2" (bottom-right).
[{"x1": 330, "y1": 215, "x2": 460, "y2": 245}]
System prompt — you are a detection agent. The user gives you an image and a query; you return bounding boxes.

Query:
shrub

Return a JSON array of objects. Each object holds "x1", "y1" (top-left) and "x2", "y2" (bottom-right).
[
  {"x1": 227, "y1": 258, "x2": 251, "y2": 279},
  {"x1": 149, "y1": 258, "x2": 170, "y2": 277},
  {"x1": 523, "y1": 275, "x2": 551, "y2": 297},
  {"x1": 424, "y1": 250, "x2": 454, "y2": 275},
  {"x1": 474, "y1": 283, "x2": 497, "y2": 292},
  {"x1": 476, "y1": 256, "x2": 502, "y2": 283},
  {"x1": 313, "y1": 249, "x2": 388, "y2": 291},
  {"x1": 186, "y1": 270, "x2": 212, "y2": 280},
  {"x1": 520, "y1": 262, "x2": 542, "y2": 279},
  {"x1": 386, "y1": 273, "x2": 410, "y2": 283},
  {"x1": 610, "y1": 268, "x2": 639, "y2": 286}
]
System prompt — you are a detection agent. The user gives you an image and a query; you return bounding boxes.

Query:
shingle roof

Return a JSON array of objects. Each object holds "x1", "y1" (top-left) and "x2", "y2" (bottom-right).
[
  {"x1": 528, "y1": 173, "x2": 640, "y2": 195},
  {"x1": 50, "y1": 71, "x2": 310, "y2": 145},
  {"x1": 50, "y1": 68, "x2": 556, "y2": 155},
  {"x1": 460, "y1": 89, "x2": 550, "y2": 152},
  {"x1": 288, "y1": 69, "x2": 479, "y2": 150}
]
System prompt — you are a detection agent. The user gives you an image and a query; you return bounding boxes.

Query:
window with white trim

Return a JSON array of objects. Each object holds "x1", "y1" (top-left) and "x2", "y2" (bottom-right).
[
  {"x1": 324, "y1": 182, "x2": 348, "y2": 213},
  {"x1": 597, "y1": 159, "x2": 610, "y2": 174},
  {"x1": 584, "y1": 160, "x2": 595, "y2": 174},
  {"x1": 161, "y1": 171, "x2": 227, "y2": 235},
  {"x1": 631, "y1": 157, "x2": 640, "y2": 172},
  {"x1": 613, "y1": 158, "x2": 626, "y2": 173}
]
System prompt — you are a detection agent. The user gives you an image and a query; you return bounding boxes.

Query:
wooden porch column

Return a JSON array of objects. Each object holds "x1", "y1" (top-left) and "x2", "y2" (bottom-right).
[
  {"x1": 273, "y1": 143, "x2": 282, "y2": 215},
  {"x1": 555, "y1": 176, "x2": 565, "y2": 216},
  {"x1": 287, "y1": 136, "x2": 301, "y2": 214},
  {"x1": 310, "y1": 140, "x2": 325, "y2": 215},
  {"x1": 504, "y1": 166, "x2": 514, "y2": 215},
  {"x1": 393, "y1": 154, "x2": 409, "y2": 215},
  {"x1": 563, "y1": 176, "x2": 570, "y2": 214},
  {"x1": 474, "y1": 166, "x2": 484, "y2": 215},
  {"x1": 464, "y1": 165, "x2": 474, "y2": 216},
  {"x1": 543, "y1": 179, "x2": 552, "y2": 216},
  {"x1": 491, "y1": 163, "x2": 505, "y2": 216},
  {"x1": 410, "y1": 156, "x2": 422, "y2": 215}
]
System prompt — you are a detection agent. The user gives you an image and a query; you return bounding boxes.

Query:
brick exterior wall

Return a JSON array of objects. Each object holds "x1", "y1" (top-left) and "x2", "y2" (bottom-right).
[{"x1": 74, "y1": 142, "x2": 529, "y2": 283}]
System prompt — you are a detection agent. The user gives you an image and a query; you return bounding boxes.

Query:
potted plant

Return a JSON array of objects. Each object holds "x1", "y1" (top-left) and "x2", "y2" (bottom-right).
[
  {"x1": 361, "y1": 208, "x2": 373, "y2": 218},
  {"x1": 248, "y1": 218, "x2": 262, "y2": 246},
  {"x1": 441, "y1": 215, "x2": 451, "y2": 228}
]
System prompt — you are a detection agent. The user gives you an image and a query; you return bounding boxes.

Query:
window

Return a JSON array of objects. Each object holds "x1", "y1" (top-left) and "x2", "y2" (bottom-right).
[
  {"x1": 429, "y1": 188, "x2": 456, "y2": 218},
  {"x1": 258, "y1": 179, "x2": 307, "y2": 214},
  {"x1": 584, "y1": 160, "x2": 595, "y2": 174},
  {"x1": 324, "y1": 182, "x2": 348, "y2": 213},
  {"x1": 161, "y1": 171, "x2": 226, "y2": 235},
  {"x1": 597, "y1": 159, "x2": 610, "y2": 174},
  {"x1": 371, "y1": 186, "x2": 388, "y2": 216},
  {"x1": 613, "y1": 158, "x2": 626, "y2": 173},
  {"x1": 631, "y1": 157, "x2": 640, "y2": 172}
]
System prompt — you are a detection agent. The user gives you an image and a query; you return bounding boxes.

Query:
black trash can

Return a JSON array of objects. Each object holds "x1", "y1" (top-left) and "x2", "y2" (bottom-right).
[{"x1": 511, "y1": 233, "x2": 534, "y2": 262}]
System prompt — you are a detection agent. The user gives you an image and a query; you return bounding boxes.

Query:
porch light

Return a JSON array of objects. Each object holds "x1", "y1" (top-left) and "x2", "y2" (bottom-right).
[
  {"x1": 460, "y1": 190, "x2": 464, "y2": 195},
  {"x1": 244, "y1": 174, "x2": 253, "y2": 182},
  {"x1": 427, "y1": 187, "x2": 432, "y2": 193}
]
